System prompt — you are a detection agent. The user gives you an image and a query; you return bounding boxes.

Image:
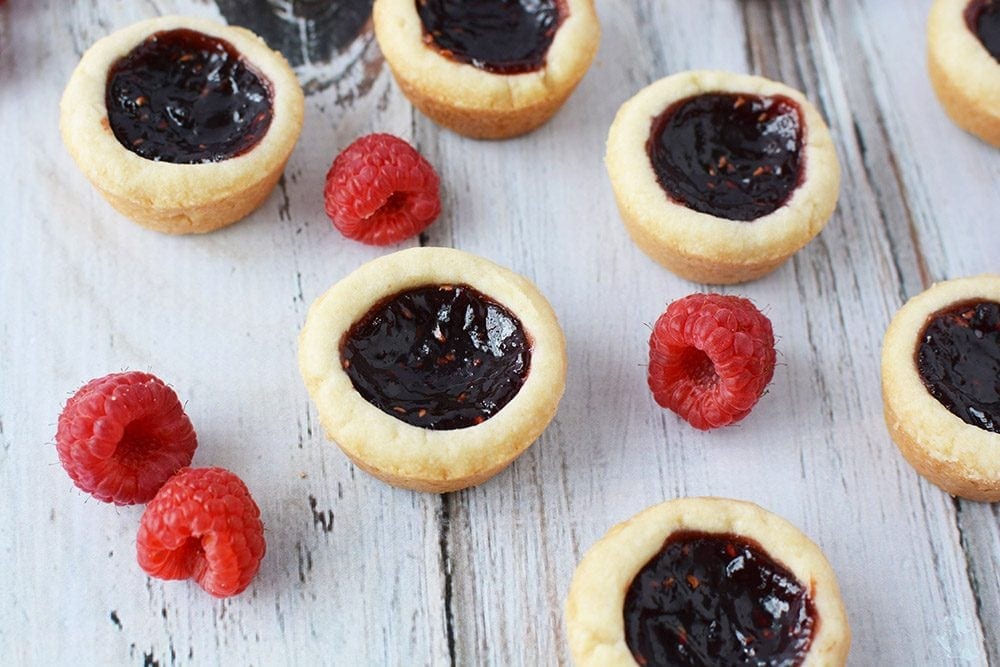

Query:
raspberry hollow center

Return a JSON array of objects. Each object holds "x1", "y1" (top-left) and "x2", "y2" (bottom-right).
[
  {"x1": 680, "y1": 348, "x2": 718, "y2": 386},
  {"x1": 379, "y1": 192, "x2": 410, "y2": 217},
  {"x1": 117, "y1": 418, "x2": 162, "y2": 467},
  {"x1": 181, "y1": 537, "x2": 207, "y2": 578}
]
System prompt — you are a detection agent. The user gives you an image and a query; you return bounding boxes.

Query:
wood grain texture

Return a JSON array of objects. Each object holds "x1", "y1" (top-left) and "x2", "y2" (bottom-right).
[{"x1": 1, "y1": 0, "x2": 997, "y2": 665}]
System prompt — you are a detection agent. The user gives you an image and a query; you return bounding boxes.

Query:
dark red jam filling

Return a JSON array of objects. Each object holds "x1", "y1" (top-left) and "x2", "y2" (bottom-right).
[
  {"x1": 624, "y1": 531, "x2": 816, "y2": 667},
  {"x1": 966, "y1": 0, "x2": 1000, "y2": 62},
  {"x1": 106, "y1": 29, "x2": 273, "y2": 164},
  {"x1": 647, "y1": 93, "x2": 804, "y2": 222},
  {"x1": 340, "y1": 284, "x2": 530, "y2": 430},
  {"x1": 415, "y1": 0, "x2": 564, "y2": 75},
  {"x1": 917, "y1": 300, "x2": 1000, "y2": 433}
]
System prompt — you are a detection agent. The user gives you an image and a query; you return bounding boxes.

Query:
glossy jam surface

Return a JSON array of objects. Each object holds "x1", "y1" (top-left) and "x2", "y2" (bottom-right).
[
  {"x1": 624, "y1": 531, "x2": 815, "y2": 667},
  {"x1": 415, "y1": 0, "x2": 563, "y2": 74},
  {"x1": 917, "y1": 300, "x2": 1000, "y2": 433},
  {"x1": 340, "y1": 285, "x2": 530, "y2": 430},
  {"x1": 966, "y1": 0, "x2": 1000, "y2": 62},
  {"x1": 647, "y1": 93, "x2": 804, "y2": 221},
  {"x1": 106, "y1": 29, "x2": 272, "y2": 164}
]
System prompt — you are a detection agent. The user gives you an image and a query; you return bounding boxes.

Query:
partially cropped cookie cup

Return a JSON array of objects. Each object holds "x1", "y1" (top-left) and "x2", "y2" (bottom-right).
[
  {"x1": 372, "y1": 0, "x2": 600, "y2": 139},
  {"x1": 565, "y1": 497, "x2": 851, "y2": 667},
  {"x1": 298, "y1": 247, "x2": 567, "y2": 493},
  {"x1": 927, "y1": 0, "x2": 1000, "y2": 146},
  {"x1": 60, "y1": 15, "x2": 304, "y2": 234},
  {"x1": 881, "y1": 275, "x2": 1000, "y2": 501},
  {"x1": 606, "y1": 71, "x2": 840, "y2": 284}
]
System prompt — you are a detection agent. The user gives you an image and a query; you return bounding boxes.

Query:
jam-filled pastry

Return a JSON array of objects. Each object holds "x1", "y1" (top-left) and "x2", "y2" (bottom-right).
[
  {"x1": 372, "y1": 0, "x2": 600, "y2": 139},
  {"x1": 60, "y1": 16, "x2": 304, "y2": 234},
  {"x1": 928, "y1": 0, "x2": 1000, "y2": 146},
  {"x1": 881, "y1": 275, "x2": 1000, "y2": 501},
  {"x1": 298, "y1": 247, "x2": 567, "y2": 492},
  {"x1": 565, "y1": 497, "x2": 851, "y2": 667},
  {"x1": 606, "y1": 71, "x2": 840, "y2": 284}
]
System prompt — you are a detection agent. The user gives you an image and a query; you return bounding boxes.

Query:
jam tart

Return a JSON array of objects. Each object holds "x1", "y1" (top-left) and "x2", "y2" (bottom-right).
[
  {"x1": 881, "y1": 274, "x2": 1000, "y2": 501},
  {"x1": 298, "y1": 247, "x2": 567, "y2": 492},
  {"x1": 606, "y1": 71, "x2": 840, "y2": 284},
  {"x1": 928, "y1": 0, "x2": 1000, "y2": 146},
  {"x1": 565, "y1": 497, "x2": 851, "y2": 667},
  {"x1": 372, "y1": 0, "x2": 600, "y2": 139},
  {"x1": 60, "y1": 15, "x2": 304, "y2": 234}
]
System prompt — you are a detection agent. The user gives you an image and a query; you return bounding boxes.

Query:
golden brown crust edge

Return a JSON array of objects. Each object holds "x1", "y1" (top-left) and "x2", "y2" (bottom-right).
[
  {"x1": 926, "y1": 0, "x2": 1000, "y2": 147},
  {"x1": 883, "y1": 395, "x2": 1000, "y2": 502},
  {"x1": 385, "y1": 60, "x2": 579, "y2": 140},
  {"x1": 59, "y1": 16, "x2": 305, "y2": 234},
  {"x1": 340, "y1": 424, "x2": 539, "y2": 493},
  {"x1": 928, "y1": 50, "x2": 1000, "y2": 147},
  {"x1": 611, "y1": 196, "x2": 791, "y2": 284},
  {"x1": 88, "y1": 155, "x2": 287, "y2": 234}
]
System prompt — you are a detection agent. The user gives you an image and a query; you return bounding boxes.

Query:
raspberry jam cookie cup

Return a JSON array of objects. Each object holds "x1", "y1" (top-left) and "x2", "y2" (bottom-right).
[
  {"x1": 60, "y1": 16, "x2": 304, "y2": 233},
  {"x1": 372, "y1": 0, "x2": 600, "y2": 139},
  {"x1": 928, "y1": 0, "x2": 1000, "y2": 146},
  {"x1": 565, "y1": 497, "x2": 851, "y2": 667},
  {"x1": 298, "y1": 247, "x2": 567, "y2": 492},
  {"x1": 881, "y1": 274, "x2": 1000, "y2": 501},
  {"x1": 606, "y1": 71, "x2": 840, "y2": 284}
]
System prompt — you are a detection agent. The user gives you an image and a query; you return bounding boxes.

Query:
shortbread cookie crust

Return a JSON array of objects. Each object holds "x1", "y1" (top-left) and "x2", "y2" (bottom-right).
[
  {"x1": 298, "y1": 247, "x2": 567, "y2": 492},
  {"x1": 372, "y1": 0, "x2": 600, "y2": 139},
  {"x1": 60, "y1": 15, "x2": 304, "y2": 234},
  {"x1": 927, "y1": 0, "x2": 1000, "y2": 146},
  {"x1": 881, "y1": 274, "x2": 1000, "y2": 501},
  {"x1": 606, "y1": 71, "x2": 840, "y2": 284},
  {"x1": 565, "y1": 497, "x2": 850, "y2": 667}
]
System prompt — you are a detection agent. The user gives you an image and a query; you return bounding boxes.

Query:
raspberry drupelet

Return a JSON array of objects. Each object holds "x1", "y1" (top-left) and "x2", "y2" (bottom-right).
[{"x1": 648, "y1": 293, "x2": 776, "y2": 430}]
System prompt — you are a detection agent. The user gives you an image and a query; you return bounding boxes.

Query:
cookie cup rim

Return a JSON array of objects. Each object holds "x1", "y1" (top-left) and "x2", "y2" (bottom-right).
[
  {"x1": 564, "y1": 496, "x2": 850, "y2": 666},
  {"x1": 59, "y1": 15, "x2": 305, "y2": 225}
]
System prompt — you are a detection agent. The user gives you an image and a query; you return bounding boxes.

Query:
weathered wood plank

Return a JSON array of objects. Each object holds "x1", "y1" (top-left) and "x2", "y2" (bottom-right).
[{"x1": 1, "y1": 0, "x2": 997, "y2": 664}]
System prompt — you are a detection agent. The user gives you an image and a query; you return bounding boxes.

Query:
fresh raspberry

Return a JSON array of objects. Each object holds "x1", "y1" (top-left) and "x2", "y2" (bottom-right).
[
  {"x1": 648, "y1": 294, "x2": 776, "y2": 430},
  {"x1": 137, "y1": 467, "x2": 266, "y2": 598},
  {"x1": 56, "y1": 372, "x2": 197, "y2": 505},
  {"x1": 323, "y1": 133, "x2": 441, "y2": 245}
]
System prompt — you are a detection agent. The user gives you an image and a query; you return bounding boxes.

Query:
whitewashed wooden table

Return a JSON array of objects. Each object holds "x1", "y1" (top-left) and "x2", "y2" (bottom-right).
[{"x1": 2, "y1": 0, "x2": 998, "y2": 664}]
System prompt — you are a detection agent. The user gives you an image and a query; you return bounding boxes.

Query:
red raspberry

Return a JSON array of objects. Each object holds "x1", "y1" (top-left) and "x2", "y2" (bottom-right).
[
  {"x1": 137, "y1": 467, "x2": 266, "y2": 598},
  {"x1": 56, "y1": 372, "x2": 197, "y2": 505},
  {"x1": 323, "y1": 133, "x2": 441, "y2": 245},
  {"x1": 648, "y1": 294, "x2": 776, "y2": 430}
]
